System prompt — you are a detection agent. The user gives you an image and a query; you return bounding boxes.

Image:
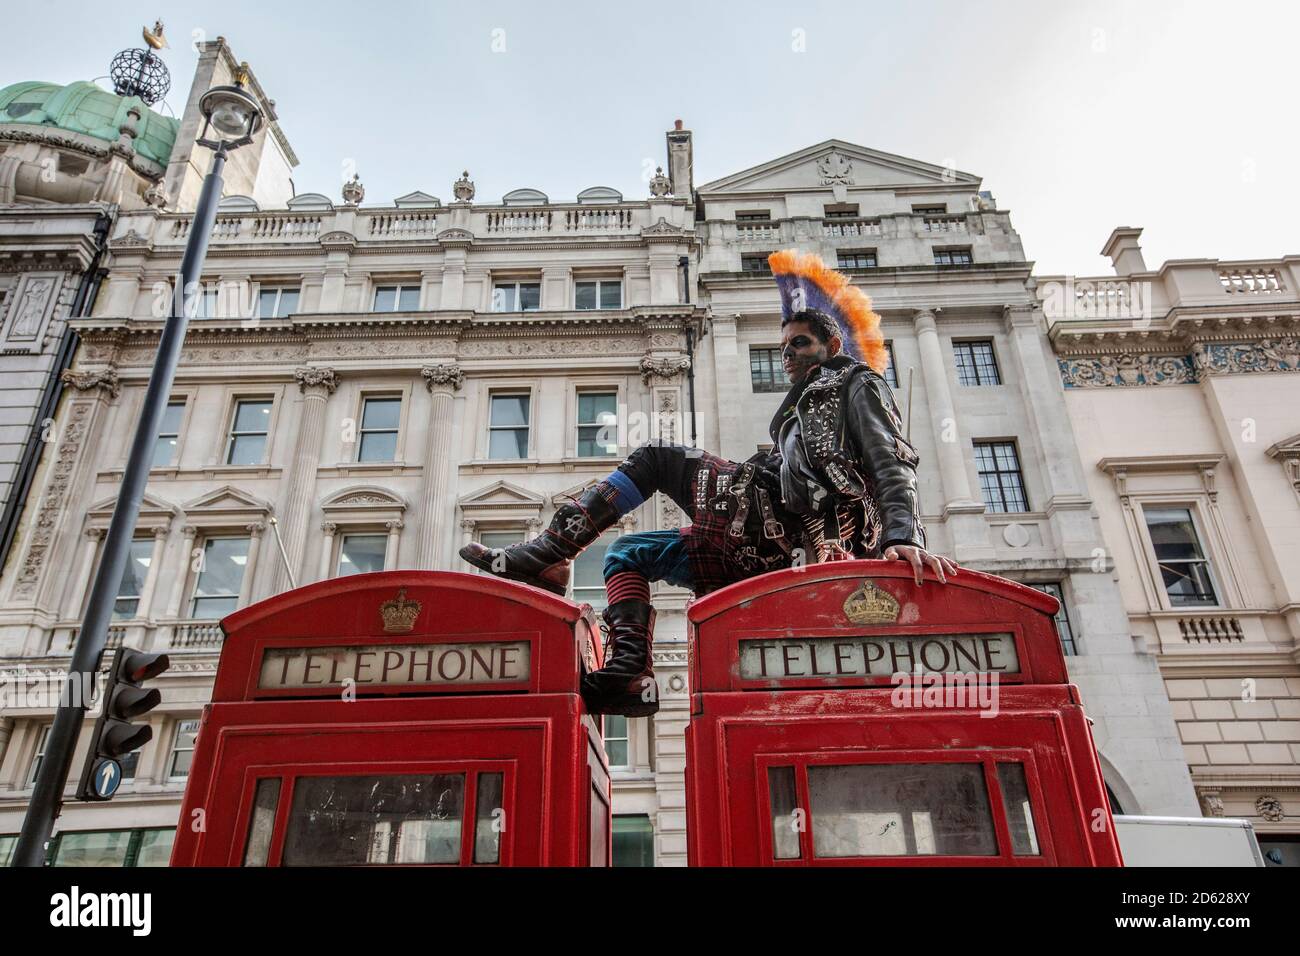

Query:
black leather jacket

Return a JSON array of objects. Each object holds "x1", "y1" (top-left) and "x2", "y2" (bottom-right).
[{"x1": 768, "y1": 354, "x2": 926, "y2": 550}]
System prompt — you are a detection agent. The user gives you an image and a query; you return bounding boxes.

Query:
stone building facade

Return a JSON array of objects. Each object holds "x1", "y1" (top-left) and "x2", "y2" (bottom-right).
[
  {"x1": 1043, "y1": 229, "x2": 1300, "y2": 858},
  {"x1": 0, "y1": 39, "x2": 1239, "y2": 866}
]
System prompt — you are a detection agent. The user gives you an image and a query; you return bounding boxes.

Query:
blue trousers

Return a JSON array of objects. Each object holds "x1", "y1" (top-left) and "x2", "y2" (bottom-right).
[{"x1": 603, "y1": 530, "x2": 693, "y2": 590}]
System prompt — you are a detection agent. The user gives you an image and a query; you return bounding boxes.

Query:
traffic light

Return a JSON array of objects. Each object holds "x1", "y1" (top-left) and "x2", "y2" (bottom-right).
[{"x1": 76, "y1": 646, "x2": 170, "y2": 801}]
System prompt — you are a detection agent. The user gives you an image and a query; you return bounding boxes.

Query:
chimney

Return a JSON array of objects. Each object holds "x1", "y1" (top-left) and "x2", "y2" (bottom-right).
[
  {"x1": 665, "y1": 119, "x2": 693, "y2": 199},
  {"x1": 1101, "y1": 227, "x2": 1147, "y2": 276}
]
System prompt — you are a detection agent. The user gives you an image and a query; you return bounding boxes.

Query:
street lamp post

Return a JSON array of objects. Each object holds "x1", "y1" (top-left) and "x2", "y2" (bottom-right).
[{"x1": 12, "y1": 79, "x2": 264, "y2": 867}]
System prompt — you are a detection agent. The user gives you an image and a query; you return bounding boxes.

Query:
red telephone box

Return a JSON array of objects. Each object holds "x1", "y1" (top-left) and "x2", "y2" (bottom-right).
[
  {"x1": 170, "y1": 571, "x2": 611, "y2": 867},
  {"x1": 685, "y1": 561, "x2": 1123, "y2": 867}
]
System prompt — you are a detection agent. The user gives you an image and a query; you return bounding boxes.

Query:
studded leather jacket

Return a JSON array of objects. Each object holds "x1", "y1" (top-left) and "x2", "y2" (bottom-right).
[{"x1": 769, "y1": 354, "x2": 926, "y2": 551}]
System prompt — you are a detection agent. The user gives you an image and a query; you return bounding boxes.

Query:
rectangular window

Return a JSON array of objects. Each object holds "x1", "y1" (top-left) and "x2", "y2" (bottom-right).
[
  {"x1": 50, "y1": 830, "x2": 134, "y2": 867},
  {"x1": 27, "y1": 724, "x2": 51, "y2": 786},
  {"x1": 190, "y1": 537, "x2": 249, "y2": 618},
  {"x1": 883, "y1": 341, "x2": 899, "y2": 389},
  {"x1": 603, "y1": 715, "x2": 630, "y2": 767},
  {"x1": 0, "y1": 835, "x2": 15, "y2": 867},
  {"x1": 575, "y1": 280, "x2": 622, "y2": 310},
  {"x1": 837, "y1": 250, "x2": 877, "y2": 269},
  {"x1": 479, "y1": 530, "x2": 524, "y2": 550},
  {"x1": 735, "y1": 210, "x2": 771, "y2": 221},
  {"x1": 934, "y1": 247, "x2": 973, "y2": 266},
  {"x1": 256, "y1": 286, "x2": 300, "y2": 319},
  {"x1": 358, "y1": 396, "x2": 401, "y2": 462},
  {"x1": 823, "y1": 204, "x2": 859, "y2": 219},
  {"x1": 577, "y1": 392, "x2": 618, "y2": 457},
  {"x1": 168, "y1": 719, "x2": 200, "y2": 778},
  {"x1": 491, "y1": 282, "x2": 541, "y2": 313},
  {"x1": 186, "y1": 285, "x2": 220, "y2": 319},
  {"x1": 488, "y1": 393, "x2": 530, "y2": 459},
  {"x1": 612, "y1": 814, "x2": 655, "y2": 867},
  {"x1": 1028, "y1": 582, "x2": 1077, "y2": 655},
  {"x1": 337, "y1": 533, "x2": 387, "y2": 577},
  {"x1": 974, "y1": 441, "x2": 1029, "y2": 513},
  {"x1": 225, "y1": 399, "x2": 272, "y2": 465},
  {"x1": 750, "y1": 346, "x2": 785, "y2": 393},
  {"x1": 953, "y1": 340, "x2": 1001, "y2": 386},
  {"x1": 372, "y1": 284, "x2": 420, "y2": 312},
  {"x1": 913, "y1": 204, "x2": 947, "y2": 215},
  {"x1": 572, "y1": 531, "x2": 619, "y2": 609},
  {"x1": 112, "y1": 538, "x2": 154, "y2": 620},
  {"x1": 741, "y1": 253, "x2": 773, "y2": 276},
  {"x1": 1143, "y1": 507, "x2": 1219, "y2": 607},
  {"x1": 152, "y1": 399, "x2": 185, "y2": 467}
]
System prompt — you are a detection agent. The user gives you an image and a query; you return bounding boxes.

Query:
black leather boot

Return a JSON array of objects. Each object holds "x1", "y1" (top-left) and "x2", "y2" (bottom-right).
[
  {"x1": 459, "y1": 482, "x2": 621, "y2": 595},
  {"x1": 582, "y1": 598, "x2": 659, "y2": 717}
]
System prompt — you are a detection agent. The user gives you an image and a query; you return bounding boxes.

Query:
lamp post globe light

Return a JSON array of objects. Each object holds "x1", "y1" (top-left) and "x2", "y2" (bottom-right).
[{"x1": 11, "y1": 75, "x2": 263, "y2": 867}]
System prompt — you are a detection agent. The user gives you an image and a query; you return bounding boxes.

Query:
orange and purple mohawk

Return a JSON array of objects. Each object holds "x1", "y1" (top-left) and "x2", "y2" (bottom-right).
[{"x1": 767, "y1": 249, "x2": 888, "y2": 375}]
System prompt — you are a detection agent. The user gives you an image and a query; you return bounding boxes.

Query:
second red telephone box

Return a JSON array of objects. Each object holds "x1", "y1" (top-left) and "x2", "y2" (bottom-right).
[{"x1": 685, "y1": 561, "x2": 1123, "y2": 866}]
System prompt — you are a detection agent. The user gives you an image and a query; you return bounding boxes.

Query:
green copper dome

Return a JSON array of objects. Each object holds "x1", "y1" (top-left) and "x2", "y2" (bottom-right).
[{"x1": 0, "y1": 80, "x2": 178, "y2": 165}]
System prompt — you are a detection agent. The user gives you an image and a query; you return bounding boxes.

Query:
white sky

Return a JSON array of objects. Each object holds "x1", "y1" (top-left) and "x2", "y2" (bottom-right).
[{"x1": 6, "y1": 0, "x2": 1297, "y2": 275}]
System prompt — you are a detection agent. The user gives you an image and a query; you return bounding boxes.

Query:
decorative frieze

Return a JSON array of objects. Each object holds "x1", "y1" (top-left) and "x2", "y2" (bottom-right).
[
  {"x1": 12, "y1": 402, "x2": 93, "y2": 598},
  {"x1": 1059, "y1": 336, "x2": 1300, "y2": 387},
  {"x1": 1058, "y1": 354, "x2": 1195, "y2": 388}
]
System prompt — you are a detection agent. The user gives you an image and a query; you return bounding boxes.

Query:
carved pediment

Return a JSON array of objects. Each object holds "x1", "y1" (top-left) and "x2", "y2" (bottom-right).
[
  {"x1": 322, "y1": 486, "x2": 407, "y2": 510},
  {"x1": 394, "y1": 190, "x2": 442, "y2": 208},
  {"x1": 697, "y1": 139, "x2": 981, "y2": 193},
  {"x1": 183, "y1": 485, "x2": 273, "y2": 514},
  {"x1": 458, "y1": 480, "x2": 544, "y2": 508}
]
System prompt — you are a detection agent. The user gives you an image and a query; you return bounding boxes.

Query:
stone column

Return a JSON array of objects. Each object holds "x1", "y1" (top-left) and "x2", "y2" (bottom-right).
[
  {"x1": 384, "y1": 519, "x2": 404, "y2": 570},
  {"x1": 913, "y1": 309, "x2": 993, "y2": 561},
  {"x1": 273, "y1": 368, "x2": 337, "y2": 593},
  {"x1": 239, "y1": 522, "x2": 265, "y2": 608},
  {"x1": 135, "y1": 526, "x2": 169, "y2": 620},
  {"x1": 69, "y1": 528, "x2": 105, "y2": 617},
  {"x1": 709, "y1": 313, "x2": 745, "y2": 461},
  {"x1": 418, "y1": 364, "x2": 464, "y2": 569},
  {"x1": 165, "y1": 525, "x2": 198, "y2": 618},
  {"x1": 460, "y1": 518, "x2": 476, "y2": 549},
  {"x1": 1003, "y1": 304, "x2": 1095, "y2": 559},
  {"x1": 318, "y1": 522, "x2": 338, "y2": 581}
]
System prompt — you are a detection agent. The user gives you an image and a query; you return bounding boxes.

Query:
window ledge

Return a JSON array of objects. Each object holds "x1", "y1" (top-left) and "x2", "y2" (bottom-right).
[
  {"x1": 197, "y1": 464, "x2": 284, "y2": 480},
  {"x1": 461, "y1": 459, "x2": 543, "y2": 474},
  {"x1": 317, "y1": 461, "x2": 421, "y2": 478}
]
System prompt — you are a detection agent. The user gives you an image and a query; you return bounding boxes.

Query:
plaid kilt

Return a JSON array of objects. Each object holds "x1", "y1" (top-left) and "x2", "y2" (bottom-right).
[{"x1": 679, "y1": 451, "x2": 799, "y2": 596}]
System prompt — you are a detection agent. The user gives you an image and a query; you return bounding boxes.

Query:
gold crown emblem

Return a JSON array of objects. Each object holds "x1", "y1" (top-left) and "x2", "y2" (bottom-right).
[
  {"x1": 379, "y1": 587, "x2": 422, "y2": 633},
  {"x1": 842, "y1": 580, "x2": 900, "y2": 625}
]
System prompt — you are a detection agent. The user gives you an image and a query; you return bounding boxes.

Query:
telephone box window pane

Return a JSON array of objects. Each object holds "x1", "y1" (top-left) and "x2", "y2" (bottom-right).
[
  {"x1": 338, "y1": 534, "x2": 387, "y2": 576},
  {"x1": 996, "y1": 763, "x2": 1041, "y2": 856},
  {"x1": 473, "y1": 772, "x2": 504, "y2": 864},
  {"x1": 808, "y1": 763, "x2": 997, "y2": 857},
  {"x1": 134, "y1": 828, "x2": 176, "y2": 867},
  {"x1": 51, "y1": 830, "x2": 132, "y2": 866},
  {"x1": 590, "y1": 784, "x2": 609, "y2": 866},
  {"x1": 282, "y1": 774, "x2": 465, "y2": 866},
  {"x1": 242, "y1": 778, "x2": 282, "y2": 867},
  {"x1": 768, "y1": 765, "x2": 802, "y2": 860}
]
